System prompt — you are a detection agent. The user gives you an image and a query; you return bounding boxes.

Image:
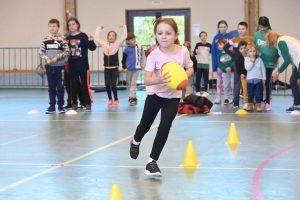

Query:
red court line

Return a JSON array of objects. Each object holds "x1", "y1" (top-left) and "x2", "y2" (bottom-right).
[{"x1": 252, "y1": 142, "x2": 300, "y2": 200}]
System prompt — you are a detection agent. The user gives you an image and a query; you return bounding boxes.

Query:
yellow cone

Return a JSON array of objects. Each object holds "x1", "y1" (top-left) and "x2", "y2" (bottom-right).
[
  {"x1": 180, "y1": 140, "x2": 201, "y2": 168},
  {"x1": 225, "y1": 123, "x2": 242, "y2": 144},
  {"x1": 235, "y1": 109, "x2": 248, "y2": 115},
  {"x1": 109, "y1": 184, "x2": 122, "y2": 200}
]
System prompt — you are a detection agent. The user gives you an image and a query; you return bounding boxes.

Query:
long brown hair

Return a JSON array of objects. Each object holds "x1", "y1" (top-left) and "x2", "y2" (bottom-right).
[
  {"x1": 153, "y1": 18, "x2": 180, "y2": 45},
  {"x1": 265, "y1": 31, "x2": 281, "y2": 48}
]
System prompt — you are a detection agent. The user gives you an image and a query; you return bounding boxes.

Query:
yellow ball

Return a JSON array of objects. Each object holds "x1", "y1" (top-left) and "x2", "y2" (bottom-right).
[{"x1": 161, "y1": 62, "x2": 188, "y2": 90}]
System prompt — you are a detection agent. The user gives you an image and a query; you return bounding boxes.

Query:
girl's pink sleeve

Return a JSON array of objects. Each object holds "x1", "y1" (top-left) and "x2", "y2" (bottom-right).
[
  {"x1": 145, "y1": 53, "x2": 155, "y2": 72},
  {"x1": 116, "y1": 25, "x2": 128, "y2": 48}
]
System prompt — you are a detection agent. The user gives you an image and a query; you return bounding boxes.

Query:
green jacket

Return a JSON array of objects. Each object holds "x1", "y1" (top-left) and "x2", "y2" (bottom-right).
[
  {"x1": 253, "y1": 29, "x2": 279, "y2": 68},
  {"x1": 217, "y1": 51, "x2": 234, "y2": 73}
]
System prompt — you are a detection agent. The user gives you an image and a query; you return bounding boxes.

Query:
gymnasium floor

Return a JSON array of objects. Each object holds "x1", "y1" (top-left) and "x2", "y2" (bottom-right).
[{"x1": 0, "y1": 88, "x2": 300, "y2": 200}]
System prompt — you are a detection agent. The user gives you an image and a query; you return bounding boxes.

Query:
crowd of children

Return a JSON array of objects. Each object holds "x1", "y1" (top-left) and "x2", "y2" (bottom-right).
[{"x1": 38, "y1": 16, "x2": 300, "y2": 177}]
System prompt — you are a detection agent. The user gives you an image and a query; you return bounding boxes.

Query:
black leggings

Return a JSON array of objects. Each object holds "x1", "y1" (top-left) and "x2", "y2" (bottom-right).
[
  {"x1": 134, "y1": 94, "x2": 180, "y2": 161},
  {"x1": 195, "y1": 68, "x2": 209, "y2": 92},
  {"x1": 262, "y1": 68, "x2": 274, "y2": 104},
  {"x1": 104, "y1": 68, "x2": 119, "y2": 100}
]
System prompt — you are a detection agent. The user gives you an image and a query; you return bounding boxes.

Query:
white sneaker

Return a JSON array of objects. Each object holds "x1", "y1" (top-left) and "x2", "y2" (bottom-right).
[
  {"x1": 195, "y1": 92, "x2": 201, "y2": 96},
  {"x1": 243, "y1": 103, "x2": 248, "y2": 109},
  {"x1": 213, "y1": 98, "x2": 221, "y2": 104},
  {"x1": 202, "y1": 92, "x2": 209, "y2": 97}
]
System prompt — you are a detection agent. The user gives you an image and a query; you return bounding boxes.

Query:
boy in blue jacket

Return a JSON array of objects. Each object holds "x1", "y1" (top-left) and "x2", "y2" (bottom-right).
[{"x1": 122, "y1": 33, "x2": 146, "y2": 105}]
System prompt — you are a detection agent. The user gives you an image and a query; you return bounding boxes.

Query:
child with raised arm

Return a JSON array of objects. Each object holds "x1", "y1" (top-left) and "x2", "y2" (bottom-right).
[
  {"x1": 224, "y1": 21, "x2": 253, "y2": 108},
  {"x1": 121, "y1": 33, "x2": 146, "y2": 105},
  {"x1": 129, "y1": 18, "x2": 193, "y2": 177},
  {"x1": 217, "y1": 38, "x2": 235, "y2": 105},
  {"x1": 94, "y1": 24, "x2": 127, "y2": 107},
  {"x1": 39, "y1": 19, "x2": 69, "y2": 114},
  {"x1": 193, "y1": 31, "x2": 211, "y2": 97},
  {"x1": 244, "y1": 44, "x2": 266, "y2": 112}
]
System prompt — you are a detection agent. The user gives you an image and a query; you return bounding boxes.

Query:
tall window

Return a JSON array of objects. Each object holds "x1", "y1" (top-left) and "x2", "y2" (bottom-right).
[{"x1": 126, "y1": 9, "x2": 190, "y2": 45}]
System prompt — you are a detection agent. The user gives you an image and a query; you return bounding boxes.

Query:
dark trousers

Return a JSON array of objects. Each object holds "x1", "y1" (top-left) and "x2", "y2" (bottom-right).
[
  {"x1": 70, "y1": 70, "x2": 92, "y2": 105},
  {"x1": 233, "y1": 64, "x2": 241, "y2": 105},
  {"x1": 248, "y1": 80, "x2": 262, "y2": 104},
  {"x1": 195, "y1": 68, "x2": 209, "y2": 92},
  {"x1": 290, "y1": 65, "x2": 300, "y2": 106},
  {"x1": 45, "y1": 65, "x2": 64, "y2": 106},
  {"x1": 134, "y1": 94, "x2": 180, "y2": 161},
  {"x1": 64, "y1": 70, "x2": 84, "y2": 106},
  {"x1": 264, "y1": 68, "x2": 274, "y2": 104},
  {"x1": 104, "y1": 68, "x2": 119, "y2": 100}
]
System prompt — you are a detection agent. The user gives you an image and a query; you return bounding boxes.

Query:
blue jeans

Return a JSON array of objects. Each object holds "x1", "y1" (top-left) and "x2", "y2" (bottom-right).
[
  {"x1": 290, "y1": 65, "x2": 300, "y2": 106},
  {"x1": 247, "y1": 80, "x2": 262, "y2": 103},
  {"x1": 45, "y1": 65, "x2": 65, "y2": 106}
]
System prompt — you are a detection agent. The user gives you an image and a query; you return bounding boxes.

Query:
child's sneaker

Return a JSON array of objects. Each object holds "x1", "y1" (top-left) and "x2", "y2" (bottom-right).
[
  {"x1": 213, "y1": 98, "x2": 221, "y2": 104},
  {"x1": 113, "y1": 100, "x2": 120, "y2": 107},
  {"x1": 78, "y1": 105, "x2": 86, "y2": 110},
  {"x1": 86, "y1": 104, "x2": 91, "y2": 112},
  {"x1": 256, "y1": 103, "x2": 262, "y2": 112},
  {"x1": 130, "y1": 98, "x2": 137, "y2": 105},
  {"x1": 265, "y1": 103, "x2": 271, "y2": 111},
  {"x1": 286, "y1": 105, "x2": 300, "y2": 113},
  {"x1": 58, "y1": 106, "x2": 65, "y2": 113},
  {"x1": 201, "y1": 92, "x2": 209, "y2": 97},
  {"x1": 72, "y1": 104, "x2": 78, "y2": 111},
  {"x1": 144, "y1": 160, "x2": 162, "y2": 177},
  {"x1": 64, "y1": 104, "x2": 72, "y2": 109},
  {"x1": 46, "y1": 106, "x2": 55, "y2": 114},
  {"x1": 195, "y1": 92, "x2": 201, "y2": 96},
  {"x1": 233, "y1": 102, "x2": 239, "y2": 108},
  {"x1": 246, "y1": 103, "x2": 253, "y2": 111},
  {"x1": 128, "y1": 98, "x2": 133, "y2": 104},
  {"x1": 224, "y1": 99, "x2": 229, "y2": 105},
  {"x1": 130, "y1": 140, "x2": 140, "y2": 159},
  {"x1": 229, "y1": 99, "x2": 233, "y2": 104},
  {"x1": 108, "y1": 100, "x2": 113, "y2": 107},
  {"x1": 243, "y1": 103, "x2": 248, "y2": 110}
]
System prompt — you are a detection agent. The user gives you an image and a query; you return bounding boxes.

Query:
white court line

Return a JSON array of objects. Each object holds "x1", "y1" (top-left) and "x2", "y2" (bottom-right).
[
  {"x1": 0, "y1": 133, "x2": 46, "y2": 146},
  {"x1": 1, "y1": 163, "x2": 300, "y2": 171},
  {"x1": 1, "y1": 119, "x2": 300, "y2": 124},
  {"x1": 0, "y1": 114, "x2": 186, "y2": 193}
]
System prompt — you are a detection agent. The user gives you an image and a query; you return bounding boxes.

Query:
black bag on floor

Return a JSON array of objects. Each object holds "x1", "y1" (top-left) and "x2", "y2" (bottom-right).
[{"x1": 183, "y1": 94, "x2": 213, "y2": 109}]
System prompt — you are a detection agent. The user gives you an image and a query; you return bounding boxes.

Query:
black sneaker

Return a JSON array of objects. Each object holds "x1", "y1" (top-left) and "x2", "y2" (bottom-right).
[
  {"x1": 130, "y1": 98, "x2": 137, "y2": 105},
  {"x1": 58, "y1": 106, "x2": 65, "y2": 113},
  {"x1": 128, "y1": 98, "x2": 133, "y2": 104},
  {"x1": 64, "y1": 104, "x2": 72, "y2": 109},
  {"x1": 46, "y1": 106, "x2": 55, "y2": 114},
  {"x1": 86, "y1": 104, "x2": 91, "y2": 112},
  {"x1": 130, "y1": 140, "x2": 140, "y2": 159},
  {"x1": 72, "y1": 104, "x2": 78, "y2": 111},
  {"x1": 233, "y1": 103, "x2": 240, "y2": 108},
  {"x1": 224, "y1": 99, "x2": 229, "y2": 105},
  {"x1": 144, "y1": 160, "x2": 162, "y2": 177}
]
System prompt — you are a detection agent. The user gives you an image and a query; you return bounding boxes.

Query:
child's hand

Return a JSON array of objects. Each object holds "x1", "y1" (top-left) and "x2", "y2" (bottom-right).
[
  {"x1": 159, "y1": 72, "x2": 171, "y2": 84},
  {"x1": 98, "y1": 26, "x2": 104, "y2": 29},
  {"x1": 225, "y1": 67, "x2": 231, "y2": 74},
  {"x1": 262, "y1": 80, "x2": 266, "y2": 85},
  {"x1": 118, "y1": 23, "x2": 125, "y2": 28},
  {"x1": 250, "y1": 56, "x2": 256, "y2": 62},
  {"x1": 124, "y1": 68, "x2": 128, "y2": 72},
  {"x1": 241, "y1": 74, "x2": 246, "y2": 79},
  {"x1": 51, "y1": 57, "x2": 57, "y2": 63},
  {"x1": 46, "y1": 59, "x2": 52, "y2": 64},
  {"x1": 88, "y1": 35, "x2": 94, "y2": 41},
  {"x1": 195, "y1": 49, "x2": 201, "y2": 54}
]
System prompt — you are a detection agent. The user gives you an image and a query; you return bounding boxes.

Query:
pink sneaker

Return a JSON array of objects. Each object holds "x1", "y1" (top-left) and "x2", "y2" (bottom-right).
[
  {"x1": 113, "y1": 100, "x2": 120, "y2": 107},
  {"x1": 265, "y1": 103, "x2": 271, "y2": 111},
  {"x1": 108, "y1": 100, "x2": 113, "y2": 107}
]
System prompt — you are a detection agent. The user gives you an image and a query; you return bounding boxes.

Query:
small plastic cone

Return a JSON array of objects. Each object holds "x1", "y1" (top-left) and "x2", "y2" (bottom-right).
[
  {"x1": 225, "y1": 123, "x2": 242, "y2": 144},
  {"x1": 109, "y1": 184, "x2": 122, "y2": 200},
  {"x1": 180, "y1": 140, "x2": 200, "y2": 168},
  {"x1": 235, "y1": 109, "x2": 248, "y2": 115}
]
